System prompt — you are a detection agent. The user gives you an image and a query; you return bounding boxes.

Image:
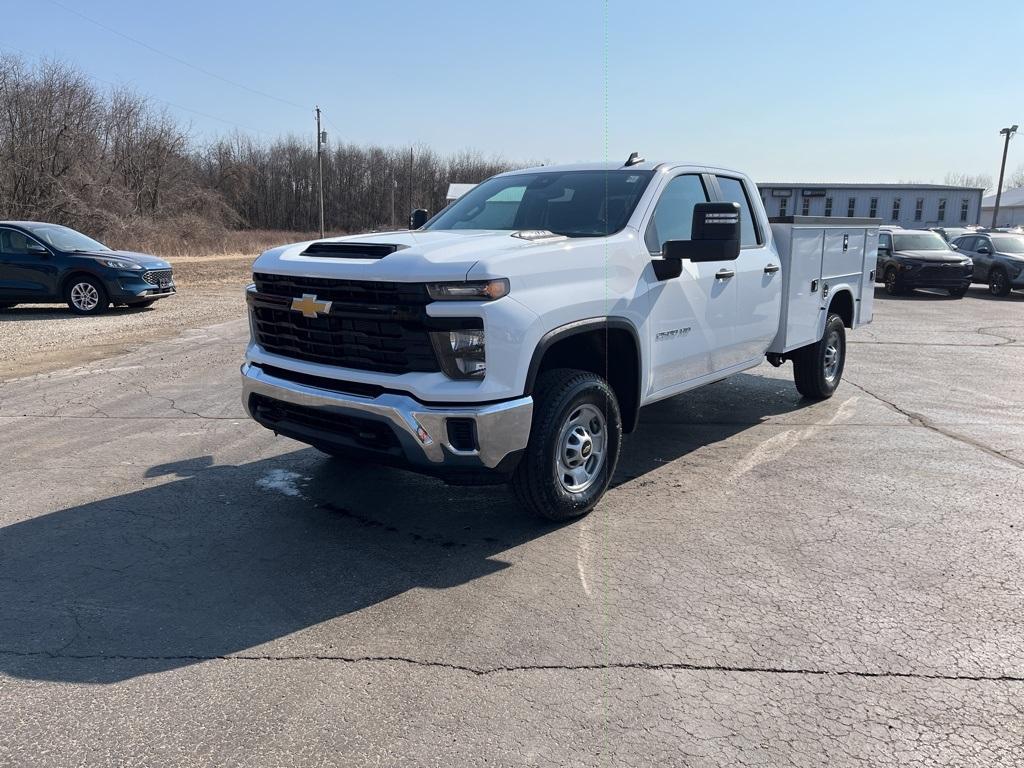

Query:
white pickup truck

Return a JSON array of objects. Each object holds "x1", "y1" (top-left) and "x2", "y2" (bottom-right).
[{"x1": 242, "y1": 158, "x2": 877, "y2": 520}]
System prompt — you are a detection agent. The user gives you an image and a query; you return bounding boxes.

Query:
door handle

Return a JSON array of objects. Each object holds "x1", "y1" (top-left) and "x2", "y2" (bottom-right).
[
  {"x1": 715, "y1": 269, "x2": 735, "y2": 280},
  {"x1": 763, "y1": 263, "x2": 780, "y2": 274}
]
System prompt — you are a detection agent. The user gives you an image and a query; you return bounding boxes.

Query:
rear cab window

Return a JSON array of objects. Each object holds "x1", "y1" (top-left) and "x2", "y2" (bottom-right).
[{"x1": 715, "y1": 176, "x2": 762, "y2": 247}]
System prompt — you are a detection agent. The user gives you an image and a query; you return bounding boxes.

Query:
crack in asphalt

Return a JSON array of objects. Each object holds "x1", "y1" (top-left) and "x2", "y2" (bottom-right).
[
  {"x1": 843, "y1": 378, "x2": 1024, "y2": 471},
  {"x1": 1, "y1": 649, "x2": 1023, "y2": 682}
]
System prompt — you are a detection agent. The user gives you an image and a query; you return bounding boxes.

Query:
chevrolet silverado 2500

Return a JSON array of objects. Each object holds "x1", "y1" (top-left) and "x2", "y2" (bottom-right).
[{"x1": 242, "y1": 159, "x2": 877, "y2": 521}]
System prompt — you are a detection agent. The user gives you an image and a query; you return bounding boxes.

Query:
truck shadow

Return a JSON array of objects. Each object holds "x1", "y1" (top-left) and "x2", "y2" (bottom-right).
[
  {"x1": 613, "y1": 371, "x2": 813, "y2": 487},
  {"x1": 0, "y1": 450, "x2": 557, "y2": 684}
]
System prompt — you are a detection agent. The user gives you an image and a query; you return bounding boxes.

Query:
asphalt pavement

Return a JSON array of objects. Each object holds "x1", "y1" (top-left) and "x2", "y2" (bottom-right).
[{"x1": 1, "y1": 286, "x2": 1022, "y2": 766}]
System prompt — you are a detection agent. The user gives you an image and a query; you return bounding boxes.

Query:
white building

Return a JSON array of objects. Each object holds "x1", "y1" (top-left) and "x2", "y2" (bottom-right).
[
  {"x1": 756, "y1": 183, "x2": 985, "y2": 228},
  {"x1": 981, "y1": 187, "x2": 1024, "y2": 227}
]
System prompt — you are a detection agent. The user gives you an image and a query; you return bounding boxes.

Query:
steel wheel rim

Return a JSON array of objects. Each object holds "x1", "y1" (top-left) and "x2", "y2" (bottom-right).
[
  {"x1": 823, "y1": 330, "x2": 842, "y2": 382},
  {"x1": 555, "y1": 403, "x2": 607, "y2": 493},
  {"x1": 70, "y1": 282, "x2": 99, "y2": 311}
]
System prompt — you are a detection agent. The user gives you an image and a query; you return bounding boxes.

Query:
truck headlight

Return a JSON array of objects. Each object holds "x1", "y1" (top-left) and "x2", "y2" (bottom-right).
[
  {"x1": 431, "y1": 328, "x2": 486, "y2": 379},
  {"x1": 426, "y1": 279, "x2": 509, "y2": 301}
]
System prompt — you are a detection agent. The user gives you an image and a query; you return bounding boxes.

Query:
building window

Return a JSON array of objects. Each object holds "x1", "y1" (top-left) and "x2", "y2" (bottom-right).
[
  {"x1": 847, "y1": 197, "x2": 856, "y2": 217},
  {"x1": 937, "y1": 199, "x2": 946, "y2": 222},
  {"x1": 801, "y1": 197, "x2": 810, "y2": 216},
  {"x1": 892, "y1": 197, "x2": 901, "y2": 221},
  {"x1": 824, "y1": 197, "x2": 833, "y2": 217},
  {"x1": 914, "y1": 198, "x2": 924, "y2": 222},
  {"x1": 779, "y1": 198, "x2": 788, "y2": 216},
  {"x1": 960, "y1": 199, "x2": 970, "y2": 223},
  {"x1": 869, "y1": 197, "x2": 878, "y2": 218}
]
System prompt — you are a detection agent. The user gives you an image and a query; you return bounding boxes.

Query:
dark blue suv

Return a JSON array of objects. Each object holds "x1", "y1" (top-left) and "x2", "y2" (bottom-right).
[{"x1": 0, "y1": 221, "x2": 175, "y2": 315}]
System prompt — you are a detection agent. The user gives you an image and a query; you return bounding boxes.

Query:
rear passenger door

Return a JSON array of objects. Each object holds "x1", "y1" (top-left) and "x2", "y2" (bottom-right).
[
  {"x1": 0, "y1": 228, "x2": 56, "y2": 297},
  {"x1": 712, "y1": 174, "x2": 781, "y2": 365}
]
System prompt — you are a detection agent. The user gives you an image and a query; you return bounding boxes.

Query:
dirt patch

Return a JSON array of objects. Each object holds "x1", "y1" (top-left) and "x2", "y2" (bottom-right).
[{"x1": 0, "y1": 255, "x2": 256, "y2": 382}]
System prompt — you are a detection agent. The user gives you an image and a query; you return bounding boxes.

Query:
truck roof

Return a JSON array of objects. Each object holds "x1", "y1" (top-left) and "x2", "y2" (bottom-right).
[{"x1": 496, "y1": 161, "x2": 746, "y2": 176}]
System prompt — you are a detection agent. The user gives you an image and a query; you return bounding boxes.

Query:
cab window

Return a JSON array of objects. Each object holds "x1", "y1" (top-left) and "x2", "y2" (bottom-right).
[
  {"x1": 644, "y1": 174, "x2": 709, "y2": 254},
  {"x1": 716, "y1": 176, "x2": 762, "y2": 247},
  {"x1": 879, "y1": 232, "x2": 893, "y2": 251}
]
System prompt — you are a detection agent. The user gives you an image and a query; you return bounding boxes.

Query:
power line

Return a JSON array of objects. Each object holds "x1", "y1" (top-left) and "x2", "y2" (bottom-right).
[{"x1": 46, "y1": 0, "x2": 308, "y2": 112}]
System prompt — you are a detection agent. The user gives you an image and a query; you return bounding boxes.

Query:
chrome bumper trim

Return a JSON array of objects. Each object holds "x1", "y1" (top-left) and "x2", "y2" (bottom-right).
[{"x1": 241, "y1": 362, "x2": 533, "y2": 469}]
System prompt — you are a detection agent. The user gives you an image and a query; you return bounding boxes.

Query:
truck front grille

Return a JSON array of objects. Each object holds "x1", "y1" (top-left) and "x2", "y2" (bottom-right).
[{"x1": 250, "y1": 273, "x2": 441, "y2": 374}]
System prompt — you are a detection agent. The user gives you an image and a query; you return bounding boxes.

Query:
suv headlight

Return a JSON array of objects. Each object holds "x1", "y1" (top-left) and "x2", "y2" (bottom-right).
[
  {"x1": 426, "y1": 279, "x2": 509, "y2": 301},
  {"x1": 430, "y1": 328, "x2": 486, "y2": 379},
  {"x1": 99, "y1": 258, "x2": 143, "y2": 270}
]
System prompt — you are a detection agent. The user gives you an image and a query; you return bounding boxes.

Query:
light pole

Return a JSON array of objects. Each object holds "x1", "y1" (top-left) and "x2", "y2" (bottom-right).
[
  {"x1": 315, "y1": 106, "x2": 326, "y2": 238},
  {"x1": 992, "y1": 124, "x2": 1018, "y2": 228}
]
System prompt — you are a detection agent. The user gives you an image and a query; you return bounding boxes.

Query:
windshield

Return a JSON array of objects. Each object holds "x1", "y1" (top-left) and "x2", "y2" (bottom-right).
[
  {"x1": 893, "y1": 233, "x2": 951, "y2": 251},
  {"x1": 990, "y1": 235, "x2": 1024, "y2": 253},
  {"x1": 425, "y1": 170, "x2": 655, "y2": 237},
  {"x1": 26, "y1": 224, "x2": 109, "y2": 252}
]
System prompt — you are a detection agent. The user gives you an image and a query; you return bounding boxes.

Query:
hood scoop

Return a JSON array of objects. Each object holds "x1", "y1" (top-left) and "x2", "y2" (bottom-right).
[{"x1": 301, "y1": 242, "x2": 407, "y2": 259}]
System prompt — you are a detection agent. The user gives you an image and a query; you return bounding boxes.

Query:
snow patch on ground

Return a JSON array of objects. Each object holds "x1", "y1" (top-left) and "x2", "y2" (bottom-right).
[{"x1": 256, "y1": 469, "x2": 308, "y2": 498}]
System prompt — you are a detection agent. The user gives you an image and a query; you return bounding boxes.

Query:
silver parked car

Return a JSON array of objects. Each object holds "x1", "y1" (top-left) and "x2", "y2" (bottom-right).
[{"x1": 952, "y1": 232, "x2": 1024, "y2": 297}]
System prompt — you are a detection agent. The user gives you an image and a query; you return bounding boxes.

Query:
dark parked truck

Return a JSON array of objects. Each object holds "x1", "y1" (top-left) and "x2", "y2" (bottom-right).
[
  {"x1": 0, "y1": 221, "x2": 175, "y2": 315},
  {"x1": 241, "y1": 160, "x2": 877, "y2": 521}
]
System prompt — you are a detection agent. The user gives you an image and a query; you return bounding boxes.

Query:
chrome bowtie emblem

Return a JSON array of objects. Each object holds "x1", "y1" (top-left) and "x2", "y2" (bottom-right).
[{"x1": 291, "y1": 293, "x2": 332, "y2": 318}]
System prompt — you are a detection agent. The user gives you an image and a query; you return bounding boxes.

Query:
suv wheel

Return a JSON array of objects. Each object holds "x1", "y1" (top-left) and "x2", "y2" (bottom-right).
[
  {"x1": 65, "y1": 276, "x2": 109, "y2": 315},
  {"x1": 792, "y1": 313, "x2": 846, "y2": 400},
  {"x1": 988, "y1": 268, "x2": 1011, "y2": 297},
  {"x1": 511, "y1": 368, "x2": 622, "y2": 522},
  {"x1": 884, "y1": 267, "x2": 903, "y2": 296}
]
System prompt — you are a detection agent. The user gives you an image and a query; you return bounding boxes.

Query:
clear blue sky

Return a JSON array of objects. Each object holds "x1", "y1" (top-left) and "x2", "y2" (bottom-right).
[{"x1": 3, "y1": 0, "x2": 1022, "y2": 184}]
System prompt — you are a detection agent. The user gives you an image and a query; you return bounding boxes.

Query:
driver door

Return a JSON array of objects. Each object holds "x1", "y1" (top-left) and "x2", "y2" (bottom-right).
[
  {"x1": 644, "y1": 172, "x2": 737, "y2": 394},
  {"x1": 0, "y1": 228, "x2": 57, "y2": 297}
]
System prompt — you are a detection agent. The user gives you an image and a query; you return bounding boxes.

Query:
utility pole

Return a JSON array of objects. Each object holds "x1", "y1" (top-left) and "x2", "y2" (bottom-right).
[
  {"x1": 391, "y1": 176, "x2": 397, "y2": 229},
  {"x1": 992, "y1": 124, "x2": 1018, "y2": 228},
  {"x1": 315, "y1": 106, "x2": 325, "y2": 238}
]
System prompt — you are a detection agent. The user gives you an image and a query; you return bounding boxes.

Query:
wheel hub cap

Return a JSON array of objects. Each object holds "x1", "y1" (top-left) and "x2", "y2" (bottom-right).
[
  {"x1": 823, "y1": 330, "x2": 842, "y2": 382},
  {"x1": 556, "y1": 404, "x2": 607, "y2": 494}
]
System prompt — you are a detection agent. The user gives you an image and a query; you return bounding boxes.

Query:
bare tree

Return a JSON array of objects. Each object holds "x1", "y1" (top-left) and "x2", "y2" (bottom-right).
[{"x1": 944, "y1": 171, "x2": 993, "y2": 193}]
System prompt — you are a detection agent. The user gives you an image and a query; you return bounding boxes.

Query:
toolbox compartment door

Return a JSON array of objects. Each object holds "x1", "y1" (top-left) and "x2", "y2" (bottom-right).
[
  {"x1": 768, "y1": 225, "x2": 824, "y2": 353},
  {"x1": 858, "y1": 228, "x2": 877, "y2": 325}
]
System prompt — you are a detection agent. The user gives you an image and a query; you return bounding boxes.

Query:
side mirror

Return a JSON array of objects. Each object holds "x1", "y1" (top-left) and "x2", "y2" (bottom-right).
[
  {"x1": 409, "y1": 208, "x2": 430, "y2": 230},
  {"x1": 949, "y1": 243, "x2": 959, "y2": 250},
  {"x1": 878, "y1": 245, "x2": 890, "y2": 254},
  {"x1": 662, "y1": 202, "x2": 741, "y2": 264},
  {"x1": 26, "y1": 242, "x2": 48, "y2": 255},
  {"x1": 977, "y1": 246, "x2": 991, "y2": 255}
]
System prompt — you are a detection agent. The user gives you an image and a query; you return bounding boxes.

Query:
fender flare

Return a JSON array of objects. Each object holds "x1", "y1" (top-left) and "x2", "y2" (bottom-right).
[{"x1": 524, "y1": 316, "x2": 644, "y2": 432}]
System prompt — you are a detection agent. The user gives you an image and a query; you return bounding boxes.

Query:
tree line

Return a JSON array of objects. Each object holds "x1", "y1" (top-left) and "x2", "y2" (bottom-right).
[{"x1": 0, "y1": 55, "x2": 513, "y2": 242}]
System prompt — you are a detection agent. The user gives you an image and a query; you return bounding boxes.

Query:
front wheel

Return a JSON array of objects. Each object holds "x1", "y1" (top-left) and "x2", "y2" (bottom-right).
[
  {"x1": 792, "y1": 313, "x2": 846, "y2": 400},
  {"x1": 884, "y1": 267, "x2": 903, "y2": 296},
  {"x1": 511, "y1": 369, "x2": 622, "y2": 522},
  {"x1": 989, "y1": 268, "x2": 1011, "y2": 297},
  {"x1": 65, "y1": 276, "x2": 109, "y2": 315}
]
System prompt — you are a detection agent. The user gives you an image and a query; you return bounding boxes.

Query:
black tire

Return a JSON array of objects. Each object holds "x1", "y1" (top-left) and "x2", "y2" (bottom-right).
[
  {"x1": 948, "y1": 285, "x2": 969, "y2": 298},
  {"x1": 128, "y1": 299, "x2": 157, "y2": 308},
  {"x1": 884, "y1": 267, "x2": 904, "y2": 296},
  {"x1": 511, "y1": 368, "x2": 622, "y2": 522},
  {"x1": 64, "y1": 275, "x2": 109, "y2": 315},
  {"x1": 0, "y1": 302, "x2": 16, "y2": 310},
  {"x1": 988, "y1": 268, "x2": 1011, "y2": 297},
  {"x1": 792, "y1": 313, "x2": 846, "y2": 400}
]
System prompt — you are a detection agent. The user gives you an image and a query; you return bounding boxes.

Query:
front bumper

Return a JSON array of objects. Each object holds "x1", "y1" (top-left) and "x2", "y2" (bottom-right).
[
  {"x1": 105, "y1": 271, "x2": 176, "y2": 302},
  {"x1": 241, "y1": 362, "x2": 533, "y2": 475}
]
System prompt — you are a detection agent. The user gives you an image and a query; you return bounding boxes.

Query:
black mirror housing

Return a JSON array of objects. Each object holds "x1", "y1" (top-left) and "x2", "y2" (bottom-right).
[
  {"x1": 662, "y1": 202, "x2": 741, "y2": 263},
  {"x1": 409, "y1": 208, "x2": 430, "y2": 230}
]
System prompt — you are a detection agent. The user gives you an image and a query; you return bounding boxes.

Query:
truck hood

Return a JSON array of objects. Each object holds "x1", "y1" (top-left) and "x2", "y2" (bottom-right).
[
  {"x1": 253, "y1": 229, "x2": 571, "y2": 282},
  {"x1": 894, "y1": 249, "x2": 966, "y2": 263}
]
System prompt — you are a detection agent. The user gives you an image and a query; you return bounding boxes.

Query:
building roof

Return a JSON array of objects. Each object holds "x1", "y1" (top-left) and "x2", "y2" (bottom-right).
[
  {"x1": 982, "y1": 187, "x2": 1024, "y2": 208},
  {"x1": 758, "y1": 182, "x2": 986, "y2": 191}
]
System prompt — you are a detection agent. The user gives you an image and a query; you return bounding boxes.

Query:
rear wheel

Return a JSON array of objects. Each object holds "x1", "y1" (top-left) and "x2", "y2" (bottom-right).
[
  {"x1": 511, "y1": 368, "x2": 622, "y2": 522},
  {"x1": 792, "y1": 313, "x2": 846, "y2": 400},
  {"x1": 989, "y1": 268, "x2": 1011, "y2": 297},
  {"x1": 65, "y1": 276, "x2": 109, "y2": 315},
  {"x1": 884, "y1": 267, "x2": 903, "y2": 296}
]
